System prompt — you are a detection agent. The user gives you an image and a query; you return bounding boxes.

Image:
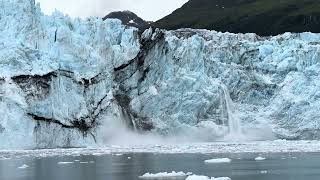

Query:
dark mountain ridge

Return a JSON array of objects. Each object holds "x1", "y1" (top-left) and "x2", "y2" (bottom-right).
[
  {"x1": 153, "y1": 0, "x2": 320, "y2": 36},
  {"x1": 103, "y1": 11, "x2": 150, "y2": 29}
]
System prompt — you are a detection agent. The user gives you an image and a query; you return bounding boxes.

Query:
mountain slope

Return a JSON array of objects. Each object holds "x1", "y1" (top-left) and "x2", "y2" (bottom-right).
[
  {"x1": 103, "y1": 11, "x2": 149, "y2": 29},
  {"x1": 154, "y1": 0, "x2": 320, "y2": 36}
]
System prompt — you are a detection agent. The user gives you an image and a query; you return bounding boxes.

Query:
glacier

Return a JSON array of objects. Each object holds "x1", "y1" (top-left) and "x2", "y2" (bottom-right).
[{"x1": 2, "y1": 0, "x2": 320, "y2": 149}]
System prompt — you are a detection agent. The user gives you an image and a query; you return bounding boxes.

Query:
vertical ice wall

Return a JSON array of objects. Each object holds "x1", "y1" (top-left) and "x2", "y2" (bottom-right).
[
  {"x1": 0, "y1": 0, "x2": 141, "y2": 149},
  {"x1": 2, "y1": 0, "x2": 320, "y2": 149}
]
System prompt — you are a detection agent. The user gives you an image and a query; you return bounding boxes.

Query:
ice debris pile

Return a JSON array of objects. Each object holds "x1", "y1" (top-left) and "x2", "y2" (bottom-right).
[{"x1": 2, "y1": 0, "x2": 320, "y2": 149}]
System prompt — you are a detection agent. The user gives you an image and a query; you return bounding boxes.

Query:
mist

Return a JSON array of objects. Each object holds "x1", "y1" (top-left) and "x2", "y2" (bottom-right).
[{"x1": 100, "y1": 114, "x2": 275, "y2": 146}]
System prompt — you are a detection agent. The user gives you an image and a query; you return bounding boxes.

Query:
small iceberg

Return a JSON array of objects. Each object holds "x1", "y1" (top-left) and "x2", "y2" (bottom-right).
[
  {"x1": 139, "y1": 171, "x2": 192, "y2": 179},
  {"x1": 186, "y1": 175, "x2": 231, "y2": 180},
  {"x1": 204, "y1": 158, "x2": 232, "y2": 164},
  {"x1": 255, "y1": 157, "x2": 266, "y2": 161},
  {"x1": 18, "y1": 164, "x2": 29, "y2": 169},
  {"x1": 57, "y1": 162, "x2": 74, "y2": 165}
]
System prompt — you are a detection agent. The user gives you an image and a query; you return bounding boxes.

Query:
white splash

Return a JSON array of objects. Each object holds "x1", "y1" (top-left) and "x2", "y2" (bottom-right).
[{"x1": 220, "y1": 84, "x2": 243, "y2": 140}]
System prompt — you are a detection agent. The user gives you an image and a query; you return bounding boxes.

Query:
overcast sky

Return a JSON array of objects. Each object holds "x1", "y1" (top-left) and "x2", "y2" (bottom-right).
[{"x1": 35, "y1": 0, "x2": 188, "y2": 21}]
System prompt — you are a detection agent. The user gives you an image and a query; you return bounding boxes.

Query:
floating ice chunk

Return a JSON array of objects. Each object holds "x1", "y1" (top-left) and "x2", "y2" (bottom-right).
[
  {"x1": 128, "y1": 157, "x2": 132, "y2": 159},
  {"x1": 204, "y1": 158, "x2": 232, "y2": 164},
  {"x1": 255, "y1": 157, "x2": 266, "y2": 161},
  {"x1": 260, "y1": 170, "x2": 268, "y2": 174},
  {"x1": 139, "y1": 171, "x2": 192, "y2": 179},
  {"x1": 80, "y1": 162, "x2": 88, "y2": 164},
  {"x1": 57, "y1": 162, "x2": 74, "y2": 165},
  {"x1": 186, "y1": 175, "x2": 231, "y2": 180},
  {"x1": 214, "y1": 178, "x2": 231, "y2": 180},
  {"x1": 92, "y1": 153, "x2": 104, "y2": 156},
  {"x1": 18, "y1": 164, "x2": 29, "y2": 169}
]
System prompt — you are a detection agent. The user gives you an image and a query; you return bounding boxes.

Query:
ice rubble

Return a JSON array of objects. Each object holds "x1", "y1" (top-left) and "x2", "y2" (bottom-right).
[
  {"x1": 2, "y1": 0, "x2": 320, "y2": 149},
  {"x1": 1, "y1": 140, "x2": 320, "y2": 159}
]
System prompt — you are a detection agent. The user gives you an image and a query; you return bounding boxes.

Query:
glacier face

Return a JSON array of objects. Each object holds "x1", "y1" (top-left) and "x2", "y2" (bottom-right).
[{"x1": 1, "y1": 0, "x2": 320, "y2": 149}]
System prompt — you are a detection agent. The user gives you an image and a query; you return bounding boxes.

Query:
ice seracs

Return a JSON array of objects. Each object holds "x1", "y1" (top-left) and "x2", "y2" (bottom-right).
[{"x1": 2, "y1": 0, "x2": 320, "y2": 149}]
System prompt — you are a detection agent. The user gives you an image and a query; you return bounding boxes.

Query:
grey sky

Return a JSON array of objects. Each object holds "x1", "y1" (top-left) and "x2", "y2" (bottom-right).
[{"x1": 35, "y1": 0, "x2": 188, "y2": 21}]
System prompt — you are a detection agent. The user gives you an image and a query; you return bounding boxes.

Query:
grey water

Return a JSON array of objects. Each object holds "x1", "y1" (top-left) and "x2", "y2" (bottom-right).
[{"x1": 1, "y1": 152, "x2": 320, "y2": 180}]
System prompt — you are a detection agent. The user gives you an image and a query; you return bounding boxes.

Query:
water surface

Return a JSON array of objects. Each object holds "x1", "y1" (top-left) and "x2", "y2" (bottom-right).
[{"x1": 1, "y1": 152, "x2": 320, "y2": 180}]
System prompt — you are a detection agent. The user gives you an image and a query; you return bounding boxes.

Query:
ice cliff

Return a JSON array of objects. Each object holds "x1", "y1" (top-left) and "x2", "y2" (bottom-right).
[{"x1": 2, "y1": 0, "x2": 320, "y2": 149}]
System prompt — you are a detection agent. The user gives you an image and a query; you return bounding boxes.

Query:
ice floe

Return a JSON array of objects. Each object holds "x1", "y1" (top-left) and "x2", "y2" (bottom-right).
[
  {"x1": 57, "y1": 162, "x2": 74, "y2": 165},
  {"x1": 18, "y1": 164, "x2": 29, "y2": 169},
  {"x1": 139, "y1": 171, "x2": 192, "y2": 179},
  {"x1": 204, "y1": 158, "x2": 231, "y2": 164},
  {"x1": 186, "y1": 175, "x2": 231, "y2": 180},
  {"x1": 255, "y1": 156, "x2": 266, "y2": 161}
]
